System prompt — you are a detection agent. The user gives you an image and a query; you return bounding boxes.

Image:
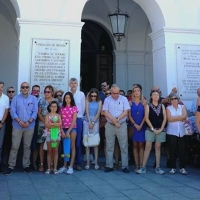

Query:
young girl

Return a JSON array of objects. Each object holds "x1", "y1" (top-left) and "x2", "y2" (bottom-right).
[
  {"x1": 83, "y1": 88, "x2": 102, "y2": 170},
  {"x1": 58, "y1": 92, "x2": 78, "y2": 174},
  {"x1": 44, "y1": 101, "x2": 61, "y2": 175}
]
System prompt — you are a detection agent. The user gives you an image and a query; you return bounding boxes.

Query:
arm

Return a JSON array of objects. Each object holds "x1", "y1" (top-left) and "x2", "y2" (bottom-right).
[
  {"x1": 167, "y1": 106, "x2": 187, "y2": 122},
  {"x1": 66, "y1": 112, "x2": 77, "y2": 136},
  {"x1": 93, "y1": 101, "x2": 102, "y2": 123},
  {"x1": 144, "y1": 104, "x2": 154, "y2": 129},
  {"x1": 37, "y1": 107, "x2": 45, "y2": 123}
]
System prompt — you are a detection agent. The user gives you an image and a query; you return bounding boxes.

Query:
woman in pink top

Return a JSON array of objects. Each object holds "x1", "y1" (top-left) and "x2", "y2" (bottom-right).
[{"x1": 58, "y1": 92, "x2": 78, "y2": 174}]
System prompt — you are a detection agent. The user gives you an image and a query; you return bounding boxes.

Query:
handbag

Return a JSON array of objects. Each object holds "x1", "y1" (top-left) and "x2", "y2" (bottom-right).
[
  {"x1": 184, "y1": 119, "x2": 194, "y2": 135},
  {"x1": 83, "y1": 132, "x2": 100, "y2": 147},
  {"x1": 43, "y1": 140, "x2": 47, "y2": 150}
]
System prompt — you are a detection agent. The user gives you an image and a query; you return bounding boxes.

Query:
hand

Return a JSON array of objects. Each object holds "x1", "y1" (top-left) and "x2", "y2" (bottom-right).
[
  {"x1": 115, "y1": 122, "x2": 121, "y2": 128},
  {"x1": 111, "y1": 118, "x2": 118, "y2": 125},
  {"x1": 135, "y1": 124, "x2": 141, "y2": 131},
  {"x1": 66, "y1": 133, "x2": 70, "y2": 138},
  {"x1": 89, "y1": 123, "x2": 94, "y2": 129},
  {"x1": 24, "y1": 122, "x2": 30, "y2": 128},
  {"x1": 153, "y1": 129, "x2": 162, "y2": 134},
  {"x1": 61, "y1": 132, "x2": 65, "y2": 138},
  {"x1": 19, "y1": 121, "x2": 25, "y2": 128}
]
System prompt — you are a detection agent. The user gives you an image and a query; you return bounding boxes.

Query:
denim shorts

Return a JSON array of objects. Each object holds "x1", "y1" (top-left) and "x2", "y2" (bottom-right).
[
  {"x1": 63, "y1": 128, "x2": 77, "y2": 134},
  {"x1": 46, "y1": 135, "x2": 61, "y2": 142},
  {"x1": 145, "y1": 130, "x2": 166, "y2": 143}
]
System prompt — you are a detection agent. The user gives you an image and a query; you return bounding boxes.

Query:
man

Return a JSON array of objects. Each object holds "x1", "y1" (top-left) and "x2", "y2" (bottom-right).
[
  {"x1": 4, "y1": 82, "x2": 38, "y2": 175},
  {"x1": 99, "y1": 81, "x2": 109, "y2": 103},
  {"x1": 103, "y1": 84, "x2": 130, "y2": 173},
  {"x1": 30, "y1": 85, "x2": 41, "y2": 170},
  {"x1": 69, "y1": 78, "x2": 85, "y2": 171},
  {"x1": 190, "y1": 88, "x2": 200, "y2": 116},
  {"x1": 0, "y1": 81, "x2": 9, "y2": 172},
  {"x1": 2, "y1": 86, "x2": 15, "y2": 167}
]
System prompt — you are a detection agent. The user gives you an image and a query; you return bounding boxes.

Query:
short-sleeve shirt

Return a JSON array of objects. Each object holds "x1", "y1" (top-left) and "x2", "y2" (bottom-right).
[
  {"x1": 60, "y1": 106, "x2": 78, "y2": 128},
  {"x1": 103, "y1": 95, "x2": 130, "y2": 123},
  {"x1": 0, "y1": 93, "x2": 9, "y2": 121}
]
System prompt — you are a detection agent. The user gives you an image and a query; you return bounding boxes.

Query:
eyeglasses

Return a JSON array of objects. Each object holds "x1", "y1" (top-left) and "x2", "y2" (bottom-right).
[
  {"x1": 21, "y1": 86, "x2": 29, "y2": 89},
  {"x1": 101, "y1": 84, "x2": 107, "y2": 88},
  {"x1": 55, "y1": 95, "x2": 62, "y2": 98},
  {"x1": 170, "y1": 98, "x2": 178, "y2": 100},
  {"x1": 105, "y1": 93, "x2": 111, "y2": 96},
  {"x1": 44, "y1": 91, "x2": 51, "y2": 94},
  {"x1": 91, "y1": 95, "x2": 97, "y2": 98},
  {"x1": 7, "y1": 91, "x2": 15, "y2": 93},
  {"x1": 112, "y1": 93, "x2": 119, "y2": 95}
]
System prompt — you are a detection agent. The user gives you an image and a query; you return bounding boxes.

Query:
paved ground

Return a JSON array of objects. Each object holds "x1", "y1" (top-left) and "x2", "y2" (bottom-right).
[{"x1": 1, "y1": 155, "x2": 200, "y2": 200}]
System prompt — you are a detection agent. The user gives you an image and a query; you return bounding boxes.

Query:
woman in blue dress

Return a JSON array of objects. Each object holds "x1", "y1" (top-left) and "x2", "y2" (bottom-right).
[
  {"x1": 83, "y1": 88, "x2": 102, "y2": 170},
  {"x1": 129, "y1": 85, "x2": 146, "y2": 171}
]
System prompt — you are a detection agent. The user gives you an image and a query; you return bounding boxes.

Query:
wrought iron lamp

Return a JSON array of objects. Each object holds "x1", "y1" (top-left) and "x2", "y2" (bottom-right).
[{"x1": 108, "y1": 0, "x2": 129, "y2": 42}]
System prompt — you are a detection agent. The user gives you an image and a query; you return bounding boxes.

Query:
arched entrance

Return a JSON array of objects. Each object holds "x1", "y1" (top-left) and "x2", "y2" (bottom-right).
[{"x1": 81, "y1": 21, "x2": 113, "y2": 92}]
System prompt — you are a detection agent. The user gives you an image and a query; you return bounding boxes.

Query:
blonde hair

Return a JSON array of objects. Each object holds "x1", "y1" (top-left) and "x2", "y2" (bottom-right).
[{"x1": 132, "y1": 85, "x2": 143, "y2": 101}]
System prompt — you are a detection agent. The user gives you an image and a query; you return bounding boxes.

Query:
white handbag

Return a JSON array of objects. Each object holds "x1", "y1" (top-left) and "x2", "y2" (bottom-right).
[{"x1": 83, "y1": 132, "x2": 100, "y2": 147}]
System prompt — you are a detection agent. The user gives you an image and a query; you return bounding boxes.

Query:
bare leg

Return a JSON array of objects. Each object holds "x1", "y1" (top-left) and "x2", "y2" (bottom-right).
[
  {"x1": 53, "y1": 141, "x2": 59, "y2": 170},
  {"x1": 94, "y1": 146, "x2": 99, "y2": 166},
  {"x1": 155, "y1": 142, "x2": 161, "y2": 167},
  {"x1": 32, "y1": 149, "x2": 38, "y2": 167},
  {"x1": 138, "y1": 142, "x2": 144, "y2": 167},
  {"x1": 133, "y1": 142, "x2": 139, "y2": 170},
  {"x1": 39, "y1": 143, "x2": 44, "y2": 171},
  {"x1": 85, "y1": 147, "x2": 90, "y2": 166},
  {"x1": 46, "y1": 142, "x2": 52, "y2": 170},
  {"x1": 142, "y1": 141, "x2": 152, "y2": 167}
]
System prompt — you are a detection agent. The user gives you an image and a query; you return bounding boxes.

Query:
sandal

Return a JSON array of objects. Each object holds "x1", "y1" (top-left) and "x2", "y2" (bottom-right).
[
  {"x1": 85, "y1": 165, "x2": 90, "y2": 170},
  {"x1": 45, "y1": 169, "x2": 51, "y2": 175},
  {"x1": 39, "y1": 163, "x2": 44, "y2": 172},
  {"x1": 94, "y1": 165, "x2": 99, "y2": 170},
  {"x1": 53, "y1": 169, "x2": 59, "y2": 175}
]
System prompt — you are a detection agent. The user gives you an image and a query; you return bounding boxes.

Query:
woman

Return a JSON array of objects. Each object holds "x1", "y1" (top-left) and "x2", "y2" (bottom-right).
[
  {"x1": 54, "y1": 90, "x2": 64, "y2": 107},
  {"x1": 83, "y1": 88, "x2": 102, "y2": 169},
  {"x1": 137, "y1": 89, "x2": 166, "y2": 174},
  {"x1": 166, "y1": 92, "x2": 188, "y2": 175},
  {"x1": 129, "y1": 85, "x2": 146, "y2": 172},
  {"x1": 196, "y1": 97, "x2": 200, "y2": 134},
  {"x1": 37, "y1": 85, "x2": 57, "y2": 172}
]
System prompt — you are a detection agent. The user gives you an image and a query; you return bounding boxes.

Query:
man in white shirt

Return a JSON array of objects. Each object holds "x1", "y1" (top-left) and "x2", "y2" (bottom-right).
[
  {"x1": 69, "y1": 78, "x2": 85, "y2": 170},
  {"x1": 0, "y1": 81, "x2": 9, "y2": 172},
  {"x1": 190, "y1": 88, "x2": 200, "y2": 116}
]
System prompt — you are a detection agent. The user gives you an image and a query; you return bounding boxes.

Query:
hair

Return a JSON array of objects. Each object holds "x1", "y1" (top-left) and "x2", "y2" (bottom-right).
[
  {"x1": 69, "y1": 78, "x2": 78, "y2": 84},
  {"x1": 133, "y1": 84, "x2": 142, "y2": 91},
  {"x1": 54, "y1": 90, "x2": 64, "y2": 97},
  {"x1": 62, "y1": 92, "x2": 76, "y2": 107},
  {"x1": 87, "y1": 88, "x2": 101, "y2": 102},
  {"x1": 0, "y1": 81, "x2": 4, "y2": 85},
  {"x1": 132, "y1": 85, "x2": 143, "y2": 101},
  {"x1": 149, "y1": 90, "x2": 160, "y2": 103},
  {"x1": 111, "y1": 84, "x2": 120, "y2": 91},
  {"x1": 44, "y1": 85, "x2": 54, "y2": 97},
  {"x1": 32, "y1": 85, "x2": 40, "y2": 90},
  {"x1": 47, "y1": 100, "x2": 60, "y2": 113},
  {"x1": 7, "y1": 86, "x2": 15, "y2": 91},
  {"x1": 119, "y1": 89, "x2": 125, "y2": 96},
  {"x1": 168, "y1": 92, "x2": 180, "y2": 103},
  {"x1": 101, "y1": 80, "x2": 109, "y2": 85}
]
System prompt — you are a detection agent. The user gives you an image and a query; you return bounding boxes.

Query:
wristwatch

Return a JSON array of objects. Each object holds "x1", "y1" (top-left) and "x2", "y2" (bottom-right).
[
  {"x1": 91, "y1": 121, "x2": 95, "y2": 125},
  {"x1": 151, "y1": 127, "x2": 154, "y2": 131}
]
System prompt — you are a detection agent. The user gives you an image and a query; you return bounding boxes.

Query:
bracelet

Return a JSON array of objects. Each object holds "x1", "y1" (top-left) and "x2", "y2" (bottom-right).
[
  {"x1": 18, "y1": 120, "x2": 21, "y2": 123},
  {"x1": 91, "y1": 121, "x2": 95, "y2": 125},
  {"x1": 28, "y1": 120, "x2": 31, "y2": 124}
]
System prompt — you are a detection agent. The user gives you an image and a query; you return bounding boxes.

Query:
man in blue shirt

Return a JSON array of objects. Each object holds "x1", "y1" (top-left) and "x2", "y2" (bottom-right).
[
  {"x1": 99, "y1": 81, "x2": 109, "y2": 103},
  {"x1": 4, "y1": 82, "x2": 38, "y2": 175}
]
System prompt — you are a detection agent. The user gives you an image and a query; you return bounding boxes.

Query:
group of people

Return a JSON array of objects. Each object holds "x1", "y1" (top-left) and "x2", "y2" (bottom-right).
[{"x1": 0, "y1": 79, "x2": 196, "y2": 176}]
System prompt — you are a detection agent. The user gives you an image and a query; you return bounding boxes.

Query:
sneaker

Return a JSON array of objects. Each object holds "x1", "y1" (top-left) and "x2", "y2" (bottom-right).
[
  {"x1": 155, "y1": 167, "x2": 165, "y2": 175},
  {"x1": 169, "y1": 168, "x2": 176, "y2": 174},
  {"x1": 53, "y1": 169, "x2": 59, "y2": 175},
  {"x1": 58, "y1": 166, "x2": 67, "y2": 174},
  {"x1": 122, "y1": 168, "x2": 130, "y2": 173},
  {"x1": 137, "y1": 167, "x2": 146, "y2": 174},
  {"x1": 24, "y1": 167, "x2": 32, "y2": 174},
  {"x1": 180, "y1": 168, "x2": 188, "y2": 175},
  {"x1": 45, "y1": 169, "x2": 51, "y2": 175},
  {"x1": 4, "y1": 168, "x2": 13, "y2": 175},
  {"x1": 67, "y1": 167, "x2": 74, "y2": 174}
]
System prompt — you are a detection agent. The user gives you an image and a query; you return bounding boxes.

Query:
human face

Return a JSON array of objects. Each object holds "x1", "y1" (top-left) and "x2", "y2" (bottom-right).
[
  {"x1": 90, "y1": 92, "x2": 97, "y2": 101},
  {"x1": 151, "y1": 91, "x2": 160, "y2": 102},
  {"x1": 32, "y1": 86, "x2": 40, "y2": 97},
  {"x1": 50, "y1": 103, "x2": 58, "y2": 113},
  {"x1": 170, "y1": 96, "x2": 178, "y2": 106},
  {"x1": 55, "y1": 92, "x2": 63, "y2": 102},
  {"x1": 69, "y1": 81, "x2": 78, "y2": 92},
  {"x1": 133, "y1": 87, "x2": 141, "y2": 98},
  {"x1": 105, "y1": 90, "x2": 111, "y2": 97},
  {"x1": 111, "y1": 87, "x2": 120, "y2": 100},
  {"x1": 101, "y1": 82, "x2": 108, "y2": 92},
  {"x1": 44, "y1": 88, "x2": 53, "y2": 98},
  {"x1": 65, "y1": 94, "x2": 71, "y2": 105},
  {"x1": 0, "y1": 83, "x2": 4, "y2": 95},
  {"x1": 21, "y1": 82, "x2": 29, "y2": 96},
  {"x1": 7, "y1": 88, "x2": 15, "y2": 99}
]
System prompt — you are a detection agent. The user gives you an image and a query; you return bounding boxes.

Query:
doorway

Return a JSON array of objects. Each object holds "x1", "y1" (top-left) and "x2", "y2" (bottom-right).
[{"x1": 81, "y1": 21, "x2": 113, "y2": 93}]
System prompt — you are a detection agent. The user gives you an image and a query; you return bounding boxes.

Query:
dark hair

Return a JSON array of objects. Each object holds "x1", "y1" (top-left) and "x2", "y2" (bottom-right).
[
  {"x1": 0, "y1": 81, "x2": 4, "y2": 85},
  {"x1": 32, "y1": 85, "x2": 40, "y2": 90},
  {"x1": 149, "y1": 90, "x2": 160, "y2": 103},
  {"x1": 54, "y1": 90, "x2": 64, "y2": 98},
  {"x1": 62, "y1": 92, "x2": 76, "y2": 107},
  {"x1": 87, "y1": 88, "x2": 101, "y2": 102},
  {"x1": 119, "y1": 89, "x2": 125, "y2": 96},
  {"x1": 47, "y1": 101, "x2": 59, "y2": 113},
  {"x1": 44, "y1": 85, "x2": 54, "y2": 92},
  {"x1": 133, "y1": 84, "x2": 142, "y2": 91}
]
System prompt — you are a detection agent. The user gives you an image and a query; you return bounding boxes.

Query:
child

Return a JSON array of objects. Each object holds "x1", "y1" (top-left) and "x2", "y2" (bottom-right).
[
  {"x1": 58, "y1": 92, "x2": 78, "y2": 174},
  {"x1": 44, "y1": 101, "x2": 61, "y2": 175}
]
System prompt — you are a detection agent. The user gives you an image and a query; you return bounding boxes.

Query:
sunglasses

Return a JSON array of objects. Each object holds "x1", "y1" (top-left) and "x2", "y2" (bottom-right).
[
  {"x1": 101, "y1": 85, "x2": 107, "y2": 88},
  {"x1": 7, "y1": 91, "x2": 15, "y2": 93},
  {"x1": 21, "y1": 86, "x2": 29, "y2": 89},
  {"x1": 170, "y1": 98, "x2": 178, "y2": 100},
  {"x1": 55, "y1": 95, "x2": 62, "y2": 98},
  {"x1": 91, "y1": 95, "x2": 97, "y2": 97},
  {"x1": 44, "y1": 91, "x2": 51, "y2": 94},
  {"x1": 105, "y1": 93, "x2": 111, "y2": 95}
]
